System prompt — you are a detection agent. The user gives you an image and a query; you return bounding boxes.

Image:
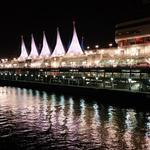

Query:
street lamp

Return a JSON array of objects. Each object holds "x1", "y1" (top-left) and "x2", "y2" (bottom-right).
[
  {"x1": 128, "y1": 78, "x2": 131, "y2": 83},
  {"x1": 110, "y1": 77, "x2": 114, "y2": 81},
  {"x1": 109, "y1": 43, "x2": 113, "y2": 47},
  {"x1": 95, "y1": 45, "x2": 99, "y2": 49},
  {"x1": 110, "y1": 77, "x2": 114, "y2": 88},
  {"x1": 87, "y1": 46, "x2": 90, "y2": 50},
  {"x1": 128, "y1": 78, "x2": 132, "y2": 90},
  {"x1": 96, "y1": 77, "x2": 99, "y2": 80}
]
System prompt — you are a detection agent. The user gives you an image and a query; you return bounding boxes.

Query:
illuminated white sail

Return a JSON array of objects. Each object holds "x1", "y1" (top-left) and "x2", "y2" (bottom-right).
[
  {"x1": 18, "y1": 36, "x2": 28, "y2": 60},
  {"x1": 28, "y1": 34, "x2": 39, "y2": 59},
  {"x1": 51, "y1": 28, "x2": 65, "y2": 57},
  {"x1": 40, "y1": 31, "x2": 51, "y2": 58},
  {"x1": 66, "y1": 22, "x2": 83, "y2": 56}
]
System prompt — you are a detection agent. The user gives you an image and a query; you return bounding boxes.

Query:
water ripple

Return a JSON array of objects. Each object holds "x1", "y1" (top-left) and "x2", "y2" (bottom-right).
[{"x1": 0, "y1": 87, "x2": 150, "y2": 149}]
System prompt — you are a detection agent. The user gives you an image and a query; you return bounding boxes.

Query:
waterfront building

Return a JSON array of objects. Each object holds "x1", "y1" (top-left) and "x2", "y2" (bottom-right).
[
  {"x1": 115, "y1": 17, "x2": 150, "y2": 67},
  {"x1": 1, "y1": 18, "x2": 150, "y2": 68}
]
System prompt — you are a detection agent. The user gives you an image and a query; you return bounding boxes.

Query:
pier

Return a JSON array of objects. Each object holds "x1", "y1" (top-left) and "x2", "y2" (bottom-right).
[
  {"x1": 0, "y1": 18, "x2": 150, "y2": 101},
  {"x1": 0, "y1": 66, "x2": 150, "y2": 103}
]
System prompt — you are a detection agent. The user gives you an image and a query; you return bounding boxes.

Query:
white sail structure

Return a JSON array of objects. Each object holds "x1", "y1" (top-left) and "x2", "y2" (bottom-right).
[
  {"x1": 28, "y1": 34, "x2": 39, "y2": 59},
  {"x1": 51, "y1": 28, "x2": 65, "y2": 57},
  {"x1": 66, "y1": 22, "x2": 83, "y2": 56},
  {"x1": 18, "y1": 36, "x2": 28, "y2": 61},
  {"x1": 40, "y1": 31, "x2": 51, "y2": 58}
]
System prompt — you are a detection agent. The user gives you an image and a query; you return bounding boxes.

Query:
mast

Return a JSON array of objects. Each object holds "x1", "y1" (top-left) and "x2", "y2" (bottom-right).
[
  {"x1": 40, "y1": 31, "x2": 51, "y2": 58},
  {"x1": 51, "y1": 28, "x2": 65, "y2": 57},
  {"x1": 18, "y1": 35, "x2": 28, "y2": 60},
  {"x1": 66, "y1": 22, "x2": 83, "y2": 56},
  {"x1": 28, "y1": 34, "x2": 39, "y2": 59}
]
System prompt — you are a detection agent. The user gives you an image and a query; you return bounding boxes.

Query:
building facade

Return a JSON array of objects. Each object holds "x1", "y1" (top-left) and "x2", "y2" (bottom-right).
[{"x1": 1, "y1": 18, "x2": 150, "y2": 68}]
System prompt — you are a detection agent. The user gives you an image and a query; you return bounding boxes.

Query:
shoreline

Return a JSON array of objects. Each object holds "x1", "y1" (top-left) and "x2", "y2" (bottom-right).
[{"x1": 0, "y1": 79, "x2": 150, "y2": 108}]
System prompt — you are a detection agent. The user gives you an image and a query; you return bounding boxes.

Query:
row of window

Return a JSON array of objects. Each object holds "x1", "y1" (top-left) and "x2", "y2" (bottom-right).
[{"x1": 118, "y1": 36, "x2": 150, "y2": 47}]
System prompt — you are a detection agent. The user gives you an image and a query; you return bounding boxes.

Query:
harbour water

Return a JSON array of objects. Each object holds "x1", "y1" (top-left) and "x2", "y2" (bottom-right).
[{"x1": 0, "y1": 86, "x2": 150, "y2": 149}]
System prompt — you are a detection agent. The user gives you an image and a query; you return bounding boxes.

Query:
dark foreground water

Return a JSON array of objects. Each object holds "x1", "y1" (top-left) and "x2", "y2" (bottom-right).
[{"x1": 0, "y1": 87, "x2": 150, "y2": 150}]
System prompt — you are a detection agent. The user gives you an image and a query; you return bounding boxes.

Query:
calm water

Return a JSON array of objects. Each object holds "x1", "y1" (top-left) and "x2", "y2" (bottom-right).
[{"x1": 0, "y1": 87, "x2": 150, "y2": 150}]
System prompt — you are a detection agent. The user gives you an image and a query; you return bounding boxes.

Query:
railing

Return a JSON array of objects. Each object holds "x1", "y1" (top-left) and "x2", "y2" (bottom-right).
[{"x1": 0, "y1": 71, "x2": 150, "y2": 93}]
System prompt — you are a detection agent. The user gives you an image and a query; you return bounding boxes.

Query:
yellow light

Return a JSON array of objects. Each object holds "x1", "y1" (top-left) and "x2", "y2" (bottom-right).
[
  {"x1": 95, "y1": 45, "x2": 99, "y2": 49},
  {"x1": 109, "y1": 43, "x2": 113, "y2": 47},
  {"x1": 45, "y1": 62, "x2": 49, "y2": 66},
  {"x1": 87, "y1": 46, "x2": 90, "y2": 49}
]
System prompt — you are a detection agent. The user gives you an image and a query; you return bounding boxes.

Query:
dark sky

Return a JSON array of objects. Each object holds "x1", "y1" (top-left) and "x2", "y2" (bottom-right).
[{"x1": 0, "y1": 0, "x2": 150, "y2": 58}]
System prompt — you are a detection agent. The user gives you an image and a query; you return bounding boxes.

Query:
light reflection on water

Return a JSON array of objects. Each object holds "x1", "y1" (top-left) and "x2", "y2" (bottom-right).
[{"x1": 0, "y1": 86, "x2": 150, "y2": 149}]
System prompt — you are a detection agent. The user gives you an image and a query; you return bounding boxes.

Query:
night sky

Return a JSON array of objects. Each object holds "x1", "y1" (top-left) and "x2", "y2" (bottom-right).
[{"x1": 0, "y1": 0, "x2": 150, "y2": 59}]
